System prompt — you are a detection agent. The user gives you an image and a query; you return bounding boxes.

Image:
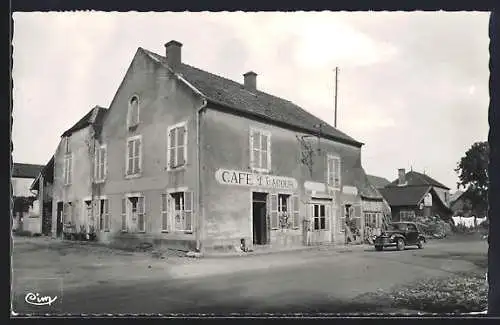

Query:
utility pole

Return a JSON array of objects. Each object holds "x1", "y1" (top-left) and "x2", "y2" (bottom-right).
[{"x1": 334, "y1": 67, "x2": 339, "y2": 128}]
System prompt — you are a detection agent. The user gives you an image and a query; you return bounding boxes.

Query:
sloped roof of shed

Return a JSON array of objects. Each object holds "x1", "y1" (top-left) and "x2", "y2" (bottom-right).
[
  {"x1": 142, "y1": 48, "x2": 363, "y2": 148},
  {"x1": 12, "y1": 163, "x2": 44, "y2": 179},
  {"x1": 379, "y1": 186, "x2": 431, "y2": 207},
  {"x1": 61, "y1": 106, "x2": 108, "y2": 137}
]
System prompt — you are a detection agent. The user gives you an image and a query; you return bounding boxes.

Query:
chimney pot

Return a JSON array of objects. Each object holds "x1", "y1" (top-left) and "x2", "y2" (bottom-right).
[
  {"x1": 398, "y1": 168, "x2": 406, "y2": 186},
  {"x1": 243, "y1": 71, "x2": 257, "y2": 91},
  {"x1": 164, "y1": 40, "x2": 183, "y2": 70}
]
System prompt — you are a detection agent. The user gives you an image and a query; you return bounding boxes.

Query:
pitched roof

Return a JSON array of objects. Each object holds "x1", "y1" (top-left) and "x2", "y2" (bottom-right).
[
  {"x1": 379, "y1": 186, "x2": 431, "y2": 207},
  {"x1": 366, "y1": 174, "x2": 391, "y2": 189},
  {"x1": 387, "y1": 171, "x2": 450, "y2": 190},
  {"x1": 61, "y1": 106, "x2": 108, "y2": 137},
  {"x1": 30, "y1": 156, "x2": 54, "y2": 191},
  {"x1": 12, "y1": 163, "x2": 44, "y2": 179},
  {"x1": 142, "y1": 48, "x2": 363, "y2": 148},
  {"x1": 450, "y1": 190, "x2": 464, "y2": 203}
]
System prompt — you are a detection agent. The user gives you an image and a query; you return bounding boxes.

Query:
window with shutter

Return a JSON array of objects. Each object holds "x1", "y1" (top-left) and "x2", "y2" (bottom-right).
[
  {"x1": 270, "y1": 194, "x2": 278, "y2": 229},
  {"x1": 64, "y1": 154, "x2": 72, "y2": 185},
  {"x1": 327, "y1": 155, "x2": 341, "y2": 188},
  {"x1": 167, "y1": 122, "x2": 188, "y2": 170},
  {"x1": 249, "y1": 128, "x2": 272, "y2": 171},
  {"x1": 126, "y1": 136, "x2": 142, "y2": 176}
]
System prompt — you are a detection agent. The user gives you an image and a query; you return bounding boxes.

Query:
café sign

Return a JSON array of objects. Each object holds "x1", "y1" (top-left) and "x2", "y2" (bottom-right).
[{"x1": 215, "y1": 169, "x2": 298, "y2": 191}]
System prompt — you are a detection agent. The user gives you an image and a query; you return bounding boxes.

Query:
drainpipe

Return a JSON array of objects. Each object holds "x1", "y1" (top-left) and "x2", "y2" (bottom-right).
[{"x1": 196, "y1": 98, "x2": 208, "y2": 253}]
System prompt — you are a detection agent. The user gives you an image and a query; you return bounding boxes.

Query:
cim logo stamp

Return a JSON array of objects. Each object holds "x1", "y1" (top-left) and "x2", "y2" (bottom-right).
[{"x1": 24, "y1": 292, "x2": 58, "y2": 306}]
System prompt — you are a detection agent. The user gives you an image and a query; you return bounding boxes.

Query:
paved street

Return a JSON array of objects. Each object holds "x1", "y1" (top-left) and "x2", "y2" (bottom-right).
[{"x1": 11, "y1": 236, "x2": 487, "y2": 315}]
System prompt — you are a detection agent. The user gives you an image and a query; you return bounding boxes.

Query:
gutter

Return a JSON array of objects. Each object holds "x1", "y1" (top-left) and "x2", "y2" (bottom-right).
[{"x1": 196, "y1": 98, "x2": 208, "y2": 253}]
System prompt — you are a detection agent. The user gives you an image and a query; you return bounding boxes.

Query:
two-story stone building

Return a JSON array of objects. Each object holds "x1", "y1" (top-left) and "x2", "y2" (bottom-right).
[{"x1": 45, "y1": 40, "x2": 386, "y2": 252}]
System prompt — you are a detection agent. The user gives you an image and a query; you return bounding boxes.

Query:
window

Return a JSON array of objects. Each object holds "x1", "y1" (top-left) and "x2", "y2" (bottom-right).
[
  {"x1": 121, "y1": 196, "x2": 146, "y2": 233},
  {"x1": 128, "y1": 96, "x2": 140, "y2": 128},
  {"x1": 167, "y1": 122, "x2": 188, "y2": 169},
  {"x1": 327, "y1": 155, "x2": 341, "y2": 188},
  {"x1": 84, "y1": 200, "x2": 93, "y2": 230},
  {"x1": 130, "y1": 197, "x2": 145, "y2": 232},
  {"x1": 63, "y1": 154, "x2": 72, "y2": 185},
  {"x1": 250, "y1": 128, "x2": 271, "y2": 171},
  {"x1": 64, "y1": 137, "x2": 70, "y2": 154},
  {"x1": 94, "y1": 145, "x2": 107, "y2": 182},
  {"x1": 340, "y1": 204, "x2": 351, "y2": 232},
  {"x1": 312, "y1": 203, "x2": 329, "y2": 231},
  {"x1": 171, "y1": 192, "x2": 193, "y2": 232},
  {"x1": 161, "y1": 192, "x2": 193, "y2": 232},
  {"x1": 364, "y1": 212, "x2": 378, "y2": 228},
  {"x1": 126, "y1": 136, "x2": 142, "y2": 176},
  {"x1": 399, "y1": 210, "x2": 416, "y2": 221},
  {"x1": 63, "y1": 202, "x2": 73, "y2": 224}
]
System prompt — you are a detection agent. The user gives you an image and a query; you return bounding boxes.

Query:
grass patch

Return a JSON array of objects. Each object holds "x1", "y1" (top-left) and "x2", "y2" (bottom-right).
[{"x1": 361, "y1": 272, "x2": 487, "y2": 313}]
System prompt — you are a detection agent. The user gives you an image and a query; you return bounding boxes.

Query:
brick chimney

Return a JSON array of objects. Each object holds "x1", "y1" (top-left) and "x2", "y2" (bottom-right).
[
  {"x1": 243, "y1": 71, "x2": 257, "y2": 91},
  {"x1": 398, "y1": 168, "x2": 406, "y2": 186},
  {"x1": 165, "y1": 40, "x2": 182, "y2": 71}
]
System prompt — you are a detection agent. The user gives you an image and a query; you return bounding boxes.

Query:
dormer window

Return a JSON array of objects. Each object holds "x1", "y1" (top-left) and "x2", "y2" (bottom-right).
[{"x1": 128, "y1": 96, "x2": 140, "y2": 129}]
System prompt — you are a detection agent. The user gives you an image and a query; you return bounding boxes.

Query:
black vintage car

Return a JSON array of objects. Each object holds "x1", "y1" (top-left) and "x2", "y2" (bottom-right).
[{"x1": 373, "y1": 222, "x2": 426, "y2": 251}]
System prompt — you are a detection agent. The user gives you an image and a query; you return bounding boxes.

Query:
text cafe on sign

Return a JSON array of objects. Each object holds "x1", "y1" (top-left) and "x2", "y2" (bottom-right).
[{"x1": 215, "y1": 169, "x2": 298, "y2": 191}]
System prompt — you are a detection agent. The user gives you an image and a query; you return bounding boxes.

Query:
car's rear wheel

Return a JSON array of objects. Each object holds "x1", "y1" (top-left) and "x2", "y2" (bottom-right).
[
  {"x1": 417, "y1": 238, "x2": 424, "y2": 249},
  {"x1": 396, "y1": 238, "x2": 405, "y2": 251},
  {"x1": 375, "y1": 245, "x2": 383, "y2": 251}
]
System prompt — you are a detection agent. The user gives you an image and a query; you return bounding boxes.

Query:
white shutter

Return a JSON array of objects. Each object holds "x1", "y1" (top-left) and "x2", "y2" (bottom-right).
[
  {"x1": 183, "y1": 125, "x2": 188, "y2": 165},
  {"x1": 184, "y1": 192, "x2": 193, "y2": 231},
  {"x1": 161, "y1": 194, "x2": 169, "y2": 231},
  {"x1": 291, "y1": 195, "x2": 300, "y2": 228},
  {"x1": 270, "y1": 193, "x2": 278, "y2": 229},
  {"x1": 104, "y1": 199, "x2": 110, "y2": 231},
  {"x1": 121, "y1": 197, "x2": 127, "y2": 231},
  {"x1": 326, "y1": 204, "x2": 331, "y2": 232},
  {"x1": 249, "y1": 129, "x2": 255, "y2": 168},
  {"x1": 266, "y1": 133, "x2": 271, "y2": 171}
]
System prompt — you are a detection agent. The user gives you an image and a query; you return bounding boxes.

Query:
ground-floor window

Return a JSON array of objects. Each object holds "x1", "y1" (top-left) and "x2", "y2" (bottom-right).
[
  {"x1": 98, "y1": 199, "x2": 110, "y2": 231},
  {"x1": 399, "y1": 210, "x2": 416, "y2": 221},
  {"x1": 364, "y1": 212, "x2": 380, "y2": 228},
  {"x1": 161, "y1": 191, "x2": 193, "y2": 232},
  {"x1": 311, "y1": 203, "x2": 330, "y2": 231},
  {"x1": 269, "y1": 194, "x2": 300, "y2": 229},
  {"x1": 63, "y1": 202, "x2": 73, "y2": 224},
  {"x1": 121, "y1": 196, "x2": 145, "y2": 232}
]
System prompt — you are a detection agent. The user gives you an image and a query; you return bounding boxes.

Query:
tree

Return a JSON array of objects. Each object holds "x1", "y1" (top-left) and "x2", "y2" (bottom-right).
[{"x1": 455, "y1": 141, "x2": 489, "y2": 219}]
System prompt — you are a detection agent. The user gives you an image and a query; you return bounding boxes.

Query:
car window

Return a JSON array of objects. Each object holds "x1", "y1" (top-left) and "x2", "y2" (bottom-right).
[{"x1": 407, "y1": 224, "x2": 417, "y2": 231}]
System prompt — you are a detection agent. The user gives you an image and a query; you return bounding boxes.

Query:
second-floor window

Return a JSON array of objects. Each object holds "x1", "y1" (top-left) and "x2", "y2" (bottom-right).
[
  {"x1": 250, "y1": 128, "x2": 271, "y2": 171},
  {"x1": 94, "y1": 144, "x2": 107, "y2": 182},
  {"x1": 167, "y1": 122, "x2": 188, "y2": 170},
  {"x1": 63, "y1": 154, "x2": 72, "y2": 185},
  {"x1": 128, "y1": 96, "x2": 140, "y2": 128},
  {"x1": 126, "y1": 136, "x2": 142, "y2": 176},
  {"x1": 327, "y1": 155, "x2": 341, "y2": 188}
]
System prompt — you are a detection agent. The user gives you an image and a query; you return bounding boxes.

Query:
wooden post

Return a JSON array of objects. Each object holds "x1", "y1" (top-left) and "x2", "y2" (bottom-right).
[{"x1": 39, "y1": 174, "x2": 44, "y2": 234}]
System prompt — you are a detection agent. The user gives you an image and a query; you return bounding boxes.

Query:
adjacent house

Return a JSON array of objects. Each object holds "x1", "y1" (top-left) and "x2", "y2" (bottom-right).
[
  {"x1": 48, "y1": 40, "x2": 381, "y2": 252},
  {"x1": 30, "y1": 156, "x2": 55, "y2": 236},
  {"x1": 12, "y1": 163, "x2": 44, "y2": 233},
  {"x1": 379, "y1": 168, "x2": 453, "y2": 222}
]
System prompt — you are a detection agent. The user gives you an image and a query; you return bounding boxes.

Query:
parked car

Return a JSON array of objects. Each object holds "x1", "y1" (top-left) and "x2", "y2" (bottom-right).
[{"x1": 373, "y1": 222, "x2": 426, "y2": 251}]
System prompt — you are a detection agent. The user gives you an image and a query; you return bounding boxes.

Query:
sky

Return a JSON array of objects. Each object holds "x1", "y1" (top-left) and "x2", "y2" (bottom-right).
[{"x1": 12, "y1": 11, "x2": 490, "y2": 191}]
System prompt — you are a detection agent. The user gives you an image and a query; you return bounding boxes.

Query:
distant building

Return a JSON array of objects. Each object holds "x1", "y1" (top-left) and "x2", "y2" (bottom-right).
[
  {"x1": 379, "y1": 168, "x2": 453, "y2": 222},
  {"x1": 366, "y1": 175, "x2": 391, "y2": 189},
  {"x1": 12, "y1": 163, "x2": 44, "y2": 233}
]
